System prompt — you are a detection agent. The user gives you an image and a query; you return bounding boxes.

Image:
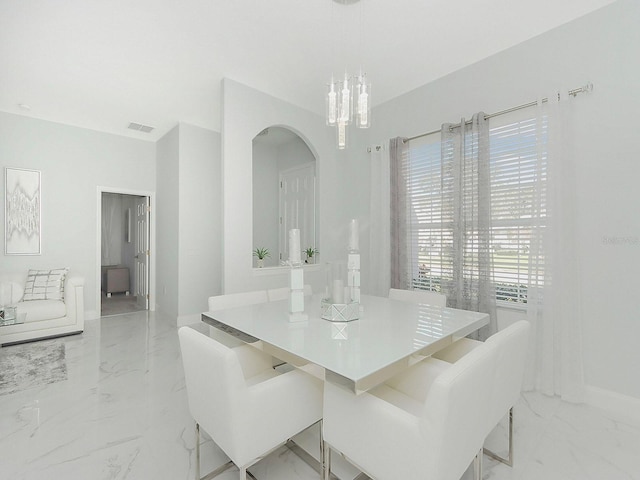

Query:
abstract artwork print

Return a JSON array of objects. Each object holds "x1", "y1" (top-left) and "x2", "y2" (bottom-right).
[{"x1": 5, "y1": 167, "x2": 41, "y2": 255}]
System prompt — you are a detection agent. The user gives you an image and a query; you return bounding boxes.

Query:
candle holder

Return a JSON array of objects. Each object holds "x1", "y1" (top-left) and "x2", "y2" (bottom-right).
[
  {"x1": 348, "y1": 253, "x2": 360, "y2": 304},
  {"x1": 288, "y1": 228, "x2": 307, "y2": 322},
  {"x1": 321, "y1": 261, "x2": 359, "y2": 322},
  {"x1": 288, "y1": 264, "x2": 307, "y2": 322},
  {"x1": 347, "y1": 218, "x2": 361, "y2": 303}
]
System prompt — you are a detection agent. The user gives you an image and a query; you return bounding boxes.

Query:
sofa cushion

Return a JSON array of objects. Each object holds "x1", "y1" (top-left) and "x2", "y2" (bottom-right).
[
  {"x1": 0, "y1": 281, "x2": 24, "y2": 305},
  {"x1": 23, "y1": 268, "x2": 69, "y2": 301},
  {"x1": 17, "y1": 300, "x2": 67, "y2": 323}
]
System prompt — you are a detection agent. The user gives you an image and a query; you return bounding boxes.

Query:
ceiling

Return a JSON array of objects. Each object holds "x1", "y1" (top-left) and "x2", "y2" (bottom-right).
[{"x1": 0, "y1": 0, "x2": 616, "y2": 142}]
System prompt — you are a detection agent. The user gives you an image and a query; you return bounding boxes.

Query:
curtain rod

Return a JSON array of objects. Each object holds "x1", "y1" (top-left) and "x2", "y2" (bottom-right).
[{"x1": 404, "y1": 82, "x2": 593, "y2": 143}]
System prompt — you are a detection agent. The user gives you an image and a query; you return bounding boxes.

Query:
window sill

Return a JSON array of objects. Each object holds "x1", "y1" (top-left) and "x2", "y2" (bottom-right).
[{"x1": 496, "y1": 301, "x2": 527, "y2": 312}]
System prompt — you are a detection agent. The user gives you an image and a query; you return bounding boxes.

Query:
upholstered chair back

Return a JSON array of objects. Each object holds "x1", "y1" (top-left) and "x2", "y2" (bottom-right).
[
  {"x1": 179, "y1": 326, "x2": 323, "y2": 473},
  {"x1": 420, "y1": 342, "x2": 497, "y2": 480},
  {"x1": 484, "y1": 320, "x2": 530, "y2": 433},
  {"x1": 323, "y1": 340, "x2": 497, "y2": 480},
  {"x1": 179, "y1": 327, "x2": 252, "y2": 462}
]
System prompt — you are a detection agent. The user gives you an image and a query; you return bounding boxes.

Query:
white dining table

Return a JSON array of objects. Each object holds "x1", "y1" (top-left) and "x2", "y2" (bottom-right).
[{"x1": 201, "y1": 293, "x2": 489, "y2": 394}]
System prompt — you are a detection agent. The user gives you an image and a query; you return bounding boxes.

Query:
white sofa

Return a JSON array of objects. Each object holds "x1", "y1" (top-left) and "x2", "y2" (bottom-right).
[{"x1": 0, "y1": 272, "x2": 85, "y2": 346}]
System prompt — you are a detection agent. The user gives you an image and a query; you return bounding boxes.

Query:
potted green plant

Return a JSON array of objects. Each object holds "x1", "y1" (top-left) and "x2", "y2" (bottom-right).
[
  {"x1": 253, "y1": 247, "x2": 270, "y2": 268},
  {"x1": 305, "y1": 247, "x2": 319, "y2": 264}
]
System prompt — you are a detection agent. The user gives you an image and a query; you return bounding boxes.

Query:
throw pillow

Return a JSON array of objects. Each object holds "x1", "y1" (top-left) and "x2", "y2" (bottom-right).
[{"x1": 23, "y1": 268, "x2": 69, "y2": 302}]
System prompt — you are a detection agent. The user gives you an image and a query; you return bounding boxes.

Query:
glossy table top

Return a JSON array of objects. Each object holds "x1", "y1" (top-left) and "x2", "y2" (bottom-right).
[{"x1": 202, "y1": 294, "x2": 488, "y2": 393}]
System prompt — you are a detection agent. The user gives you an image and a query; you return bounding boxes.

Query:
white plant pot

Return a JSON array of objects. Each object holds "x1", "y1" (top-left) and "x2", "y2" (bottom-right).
[{"x1": 257, "y1": 259, "x2": 265, "y2": 268}]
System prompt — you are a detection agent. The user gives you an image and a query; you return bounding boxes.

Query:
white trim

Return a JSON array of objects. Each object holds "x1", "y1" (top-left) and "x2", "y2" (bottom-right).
[
  {"x1": 252, "y1": 263, "x2": 322, "y2": 277},
  {"x1": 96, "y1": 186, "x2": 156, "y2": 317},
  {"x1": 584, "y1": 385, "x2": 640, "y2": 425}
]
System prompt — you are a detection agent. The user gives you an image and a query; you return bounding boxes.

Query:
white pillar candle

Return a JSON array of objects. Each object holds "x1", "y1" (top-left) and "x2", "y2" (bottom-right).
[
  {"x1": 348, "y1": 219, "x2": 359, "y2": 252},
  {"x1": 289, "y1": 228, "x2": 301, "y2": 264}
]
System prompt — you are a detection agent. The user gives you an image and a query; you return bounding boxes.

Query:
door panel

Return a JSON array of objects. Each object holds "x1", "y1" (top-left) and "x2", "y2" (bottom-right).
[{"x1": 135, "y1": 197, "x2": 149, "y2": 310}]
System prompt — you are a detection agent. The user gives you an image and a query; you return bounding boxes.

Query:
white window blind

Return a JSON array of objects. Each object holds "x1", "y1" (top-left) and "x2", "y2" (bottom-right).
[
  {"x1": 405, "y1": 113, "x2": 547, "y2": 306},
  {"x1": 405, "y1": 135, "x2": 446, "y2": 293},
  {"x1": 490, "y1": 114, "x2": 547, "y2": 304}
]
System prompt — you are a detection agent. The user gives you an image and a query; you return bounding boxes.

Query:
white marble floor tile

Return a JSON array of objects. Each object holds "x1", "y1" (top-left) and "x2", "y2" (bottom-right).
[{"x1": 0, "y1": 310, "x2": 638, "y2": 480}]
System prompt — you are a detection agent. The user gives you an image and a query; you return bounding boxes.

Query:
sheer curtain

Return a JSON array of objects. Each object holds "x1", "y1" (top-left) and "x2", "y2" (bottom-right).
[
  {"x1": 525, "y1": 91, "x2": 585, "y2": 402},
  {"x1": 368, "y1": 145, "x2": 391, "y2": 296},
  {"x1": 101, "y1": 193, "x2": 122, "y2": 266},
  {"x1": 440, "y1": 113, "x2": 497, "y2": 340}
]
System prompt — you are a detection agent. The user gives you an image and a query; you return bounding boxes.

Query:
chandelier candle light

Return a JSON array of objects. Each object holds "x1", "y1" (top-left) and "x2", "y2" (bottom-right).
[
  {"x1": 326, "y1": 72, "x2": 370, "y2": 149},
  {"x1": 325, "y1": 0, "x2": 371, "y2": 149}
]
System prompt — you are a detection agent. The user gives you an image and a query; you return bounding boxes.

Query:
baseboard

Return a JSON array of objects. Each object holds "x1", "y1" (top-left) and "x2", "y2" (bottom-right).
[
  {"x1": 2, "y1": 330, "x2": 82, "y2": 347},
  {"x1": 584, "y1": 385, "x2": 640, "y2": 425},
  {"x1": 177, "y1": 313, "x2": 200, "y2": 327}
]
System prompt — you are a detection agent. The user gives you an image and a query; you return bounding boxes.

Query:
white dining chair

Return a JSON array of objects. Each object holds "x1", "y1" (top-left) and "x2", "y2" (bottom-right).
[
  {"x1": 179, "y1": 326, "x2": 324, "y2": 480},
  {"x1": 433, "y1": 320, "x2": 530, "y2": 467},
  {"x1": 207, "y1": 290, "x2": 269, "y2": 348},
  {"x1": 266, "y1": 284, "x2": 313, "y2": 301},
  {"x1": 322, "y1": 340, "x2": 498, "y2": 480},
  {"x1": 388, "y1": 287, "x2": 447, "y2": 307}
]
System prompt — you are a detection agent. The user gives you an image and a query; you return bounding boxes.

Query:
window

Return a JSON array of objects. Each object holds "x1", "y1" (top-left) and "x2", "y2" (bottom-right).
[{"x1": 405, "y1": 113, "x2": 547, "y2": 306}]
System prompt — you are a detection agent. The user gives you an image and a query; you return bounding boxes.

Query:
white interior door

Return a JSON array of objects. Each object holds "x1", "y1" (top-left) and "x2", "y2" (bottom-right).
[
  {"x1": 135, "y1": 197, "x2": 149, "y2": 309},
  {"x1": 279, "y1": 164, "x2": 316, "y2": 262}
]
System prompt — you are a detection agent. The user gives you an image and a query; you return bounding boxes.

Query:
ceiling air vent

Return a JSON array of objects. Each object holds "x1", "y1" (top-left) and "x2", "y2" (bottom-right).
[{"x1": 128, "y1": 122, "x2": 155, "y2": 133}]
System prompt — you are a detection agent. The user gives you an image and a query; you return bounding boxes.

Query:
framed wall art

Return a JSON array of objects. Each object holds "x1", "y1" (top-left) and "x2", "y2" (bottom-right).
[{"x1": 5, "y1": 167, "x2": 41, "y2": 255}]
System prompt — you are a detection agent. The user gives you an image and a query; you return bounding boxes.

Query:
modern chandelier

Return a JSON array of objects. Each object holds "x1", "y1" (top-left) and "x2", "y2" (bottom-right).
[{"x1": 325, "y1": 0, "x2": 371, "y2": 149}]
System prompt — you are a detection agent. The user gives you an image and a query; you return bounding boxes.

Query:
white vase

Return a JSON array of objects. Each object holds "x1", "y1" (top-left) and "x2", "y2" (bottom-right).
[{"x1": 257, "y1": 259, "x2": 264, "y2": 268}]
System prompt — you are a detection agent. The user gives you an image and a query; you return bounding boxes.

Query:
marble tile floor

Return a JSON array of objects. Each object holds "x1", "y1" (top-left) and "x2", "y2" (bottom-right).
[
  {"x1": 0, "y1": 310, "x2": 638, "y2": 480},
  {"x1": 101, "y1": 291, "x2": 146, "y2": 318}
]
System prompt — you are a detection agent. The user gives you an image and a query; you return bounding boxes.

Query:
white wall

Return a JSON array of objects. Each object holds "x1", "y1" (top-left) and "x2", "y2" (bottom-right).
[
  {"x1": 361, "y1": 0, "x2": 640, "y2": 401},
  {"x1": 221, "y1": 79, "x2": 339, "y2": 294},
  {"x1": 155, "y1": 125, "x2": 180, "y2": 319},
  {"x1": 252, "y1": 141, "x2": 279, "y2": 266},
  {"x1": 0, "y1": 111, "x2": 156, "y2": 318},
  {"x1": 156, "y1": 122, "x2": 222, "y2": 325},
  {"x1": 277, "y1": 137, "x2": 316, "y2": 172},
  {"x1": 177, "y1": 122, "x2": 222, "y2": 324}
]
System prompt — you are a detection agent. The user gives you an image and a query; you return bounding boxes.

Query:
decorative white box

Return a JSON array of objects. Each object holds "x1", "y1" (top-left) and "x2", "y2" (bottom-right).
[{"x1": 320, "y1": 299, "x2": 359, "y2": 322}]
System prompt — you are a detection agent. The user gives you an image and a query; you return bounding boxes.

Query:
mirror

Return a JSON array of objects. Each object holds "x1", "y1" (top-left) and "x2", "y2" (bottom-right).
[{"x1": 252, "y1": 126, "x2": 317, "y2": 268}]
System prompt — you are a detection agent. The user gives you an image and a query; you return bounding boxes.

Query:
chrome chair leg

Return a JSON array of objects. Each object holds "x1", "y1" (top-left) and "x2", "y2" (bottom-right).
[
  {"x1": 473, "y1": 447, "x2": 483, "y2": 480},
  {"x1": 319, "y1": 420, "x2": 326, "y2": 480},
  {"x1": 483, "y1": 407, "x2": 514, "y2": 467},
  {"x1": 196, "y1": 422, "x2": 201, "y2": 480},
  {"x1": 322, "y1": 443, "x2": 331, "y2": 480},
  {"x1": 196, "y1": 422, "x2": 235, "y2": 480}
]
